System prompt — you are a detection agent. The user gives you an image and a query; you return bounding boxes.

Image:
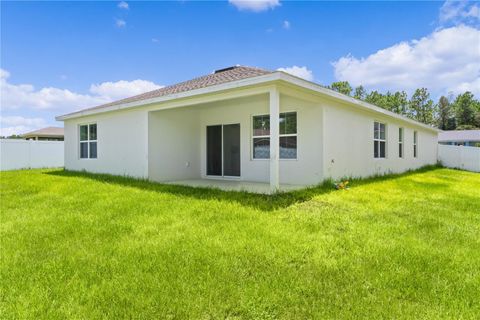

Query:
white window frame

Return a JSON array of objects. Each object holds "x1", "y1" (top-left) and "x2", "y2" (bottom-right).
[
  {"x1": 398, "y1": 127, "x2": 404, "y2": 158},
  {"x1": 79, "y1": 123, "x2": 97, "y2": 159},
  {"x1": 374, "y1": 121, "x2": 387, "y2": 159},
  {"x1": 251, "y1": 114, "x2": 270, "y2": 160},
  {"x1": 413, "y1": 131, "x2": 418, "y2": 158},
  {"x1": 251, "y1": 111, "x2": 298, "y2": 160}
]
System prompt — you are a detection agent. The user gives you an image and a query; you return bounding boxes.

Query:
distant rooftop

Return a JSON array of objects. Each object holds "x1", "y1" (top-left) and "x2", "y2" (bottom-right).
[
  {"x1": 438, "y1": 130, "x2": 480, "y2": 142},
  {"x1": 22, "y1": 127, "x2": 64, "y2": 138}
]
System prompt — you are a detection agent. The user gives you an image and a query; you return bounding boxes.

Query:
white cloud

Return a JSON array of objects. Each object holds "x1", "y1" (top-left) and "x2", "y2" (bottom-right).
[
  {"x1": 89, "y1": 80, "x2": 162, "y2": 101},
  {"x1": 332, "y1": 25, "x2": 480, "y2": 96},
  {"x1": 0, "y1": 69, "x2": 10, "y2": 79},
  {"x1": 282, "y1": 20, "x2": 290, "y2": 30},
  {"x1": 0, "y1": 116, "x2": 48, "y2": 136},
  {"x1": 0, "y1": 68, "x2": 163, "y2": 111},
  {"x1": 118, "y1": 1, "x2": 129, "y2": 10},
  {"x1": 277, "y1": 66, "x2": 314, "y2": 81},
  {"x1": 229, "y1": 0, "x2": 280, "y2": 12},
  {"x1": 151, "y1": 38, "x2": 159, "y2": 43},
  {"x1": 115, "y1": 19, "x2": 126, "y2": 28},
  {"x1": 451, "y1": 77, "x2": 480, "y2": 95},
  {"x1": 1, "y1": 69, "x2": 163, "y2": 135},
  {"x1": 439, "y1": 0, "x2": 480, "y2": 24},
  {"x1": 1, "y1": 70, "x2": 107, "y2": 111}
]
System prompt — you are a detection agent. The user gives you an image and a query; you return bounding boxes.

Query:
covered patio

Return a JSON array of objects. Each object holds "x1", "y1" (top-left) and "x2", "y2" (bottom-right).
[
  {"x1": 147, "y1": 83, "x2": 323, "y2": 193},
  {"x1": 147, "y1": 86, "x2": 285, "y2": 193}
]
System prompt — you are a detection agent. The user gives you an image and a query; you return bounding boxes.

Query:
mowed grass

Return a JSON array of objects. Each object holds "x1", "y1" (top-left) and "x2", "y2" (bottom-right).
[{"x1": 0, "y1": 167, "x2": 479, "y2": 319}]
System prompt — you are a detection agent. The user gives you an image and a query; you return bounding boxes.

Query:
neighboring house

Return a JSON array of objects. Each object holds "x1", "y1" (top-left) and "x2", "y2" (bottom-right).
[
  {"x1": 21, "y1": 127, "x2": 64, "y2": 141},
  {"x1": 56, "y1": 66, "x2": 439, "y2": 192},
  {"x1": 438, "y1": 130, "x2": 480, "y2": 147}
]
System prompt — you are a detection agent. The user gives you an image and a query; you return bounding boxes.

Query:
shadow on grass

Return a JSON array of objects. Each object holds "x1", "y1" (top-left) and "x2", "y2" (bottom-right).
[{"x1": 45, "y1": 165, "x2": 442, "y2": 212}]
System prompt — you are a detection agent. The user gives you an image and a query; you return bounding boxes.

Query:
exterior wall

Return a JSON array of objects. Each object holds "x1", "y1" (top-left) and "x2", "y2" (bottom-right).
[
  {"x1": 148, "y1": 107, "x2": 201, "y2": 181},
  {"x1": 0, "y1": 139, "x2": 64, "y2": 171},
  {"x1": 25, "y1": 136, "x2": 64, "y2": 141},
  {"x1": 62, "y1": 85, "x2": 439, "y2": 186},
  {"x1": 322, "y1": 99, "x2": 438, "y2": 179},
  {"x1": 64, "y1": 108, "x2": 148, "y2": 178},
  {"x1": 439, "y1": 141, "x2": 480, "y2": 147}
]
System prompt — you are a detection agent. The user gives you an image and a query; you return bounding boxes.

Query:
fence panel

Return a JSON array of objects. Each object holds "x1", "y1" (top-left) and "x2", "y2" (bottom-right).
[
  {"x1": 0, "y1": 139, "x2": 64, "y2": 171},
  {"x1": 438, "y1": 144, "x2": 480, "y2": 172}
]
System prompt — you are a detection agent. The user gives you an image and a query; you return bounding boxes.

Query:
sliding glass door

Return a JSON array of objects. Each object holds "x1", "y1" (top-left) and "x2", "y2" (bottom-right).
[
  {"x1": 206, "y1": 124, "x2": 240, "y2": 177},
  {"x1": 207, "y1": 125, "x2": 222, "y2": 176},
  {"x1": 223, "y1": 124, "x2": 240, "y2": 177}
]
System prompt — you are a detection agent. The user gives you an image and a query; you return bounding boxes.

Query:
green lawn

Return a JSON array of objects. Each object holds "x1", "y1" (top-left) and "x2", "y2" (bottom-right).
[{"x1": 1, "y1": 167, "x2": 479, "y2": 319}]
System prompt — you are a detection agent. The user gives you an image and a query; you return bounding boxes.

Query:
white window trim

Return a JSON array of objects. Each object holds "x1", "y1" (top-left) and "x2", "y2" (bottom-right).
[
  {"x1": 79, "y1": 123, "x2": 97, "y2": 160},
  {"x1": 374, "y1": 121, "x2": 387, "y2": 159},
  {"x1": 251, "y1": 111, "x2": 298, "y2": 161},
  {"x1": 413, "y1": 131, "x2": 418, "y2": 158},
  {"x1": 399, "y1": 127, "x2": 404, "y2": 159}
]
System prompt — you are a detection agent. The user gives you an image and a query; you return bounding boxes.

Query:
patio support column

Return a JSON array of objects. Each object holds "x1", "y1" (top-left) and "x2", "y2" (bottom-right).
[{"x1": 269, "y1": 87, "x2": 280, "y2": 192}]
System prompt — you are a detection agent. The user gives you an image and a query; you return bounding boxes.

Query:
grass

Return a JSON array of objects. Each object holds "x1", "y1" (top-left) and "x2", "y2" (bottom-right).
[{"x1": 0, "y1": 167, "x2": 479, "y2": 319}]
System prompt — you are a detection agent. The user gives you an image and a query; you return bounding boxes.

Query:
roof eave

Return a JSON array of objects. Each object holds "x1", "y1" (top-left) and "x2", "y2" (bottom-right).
[
  {"x1": 55, "y1": 73, "x2": 281, "y2": 121},
  {"x1": 276, "y1": 72, "x2": 441, "y2": 133},
  {"x1": 56, "y1": 71, "x2": 440, "y2": 133},
  {"x1": 21, "y1": 134, "x2": 64, "y2": 138}
]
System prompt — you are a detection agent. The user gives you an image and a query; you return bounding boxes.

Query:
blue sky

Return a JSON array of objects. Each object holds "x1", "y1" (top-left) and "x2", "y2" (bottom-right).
[{"x1": 1, "y1": 0, "x2": 479, "y2": 135}]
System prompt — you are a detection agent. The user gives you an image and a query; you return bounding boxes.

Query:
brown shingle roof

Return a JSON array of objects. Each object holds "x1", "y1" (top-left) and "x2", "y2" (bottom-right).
[
  {"x1": 75, "y1": 66, "x2": 273, "y2": 115},
  {"x1": 21, "y1": 127, "x2": 64, "y2": 137}
]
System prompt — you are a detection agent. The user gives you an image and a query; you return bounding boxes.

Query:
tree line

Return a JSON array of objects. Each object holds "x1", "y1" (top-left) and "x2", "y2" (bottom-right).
[{"x1": 328, "y1": 81, "x2": 480, "y2": 130}]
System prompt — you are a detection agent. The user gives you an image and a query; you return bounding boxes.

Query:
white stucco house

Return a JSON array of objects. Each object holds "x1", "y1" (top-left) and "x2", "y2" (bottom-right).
[{"x1": 56, "y1": 66, "x2": 439, "y2": 193}]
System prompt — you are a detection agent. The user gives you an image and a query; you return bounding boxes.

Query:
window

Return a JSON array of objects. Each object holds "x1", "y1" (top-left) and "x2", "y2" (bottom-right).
[
  {"x1": 413, "y1": 131, "x2": 418, "y2": 158},
  {"x1": 79, "y1": 123, "x2": 97, "y2": 159},
  {"x1": 398, "y1": 127, "x2": 404, "y2": 158},
  {"x1": 374, "y1": 121, "x2": 386, "y2": 158},
  {"x1": 252, "y1": 115, "x2": 270, "y2": 159},
  {"x1": 279, "y1": 112, "x2": 297, "y2": 159},
  {"x1": 252, "y1": 112, "x2": 297, "y2": 159}
]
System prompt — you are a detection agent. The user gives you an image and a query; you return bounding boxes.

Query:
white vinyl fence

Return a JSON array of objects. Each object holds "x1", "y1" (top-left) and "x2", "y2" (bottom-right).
[
  {"x1": 438, "y1": 144, "x2": 480, "y2": 173},
  {"x1": 0, "y1": 139, "x2": 64, "y2": 171}
]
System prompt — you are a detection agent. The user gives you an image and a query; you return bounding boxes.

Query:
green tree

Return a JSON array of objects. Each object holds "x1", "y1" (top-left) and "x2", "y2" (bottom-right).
[
  {"x1": 365, "y1": 91, "x2": 408, "y2": 115},
  {"x1": 364, "y1": 90, "x2": 385, "y2": 108},
  {"x1": 456, "y1": 124, "x2": 477, "y2": 130},
  {"x1": 329, "y1": 81, "x2": 352, "y2": 96},
  {"x1": 409, "y1": 88, "x2": 436, "y2": 125},
  {"x1": 472, "y1": 98, "x2": 480, "y2": 128},
  {"x1": 436, "y1": 96, "x2": 455, "y2": 130},
  {"x1": 335, "y1": 82, "x2": 478, "y2": 128},
  {"x1": 353, "y1": 86, "x2": 366, "y2": 100},
  {"x1": 0, "y1": 134, "x2": 23, "y2": 139},
  {"x1": 385, "y1": 91, "x2": 408, "y2": 115},
  {"x1": 475, "y1": 110, "x2": 480, "y2": 128},
  {"x1": 452, "y1": 92, "x2": 477, "y2": 127}
]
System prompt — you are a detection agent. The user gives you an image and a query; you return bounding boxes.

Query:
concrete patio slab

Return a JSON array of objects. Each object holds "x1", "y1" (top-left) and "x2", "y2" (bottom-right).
[{"x1": 165, "y1": 179, "x2": 305, "y2": 194}]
